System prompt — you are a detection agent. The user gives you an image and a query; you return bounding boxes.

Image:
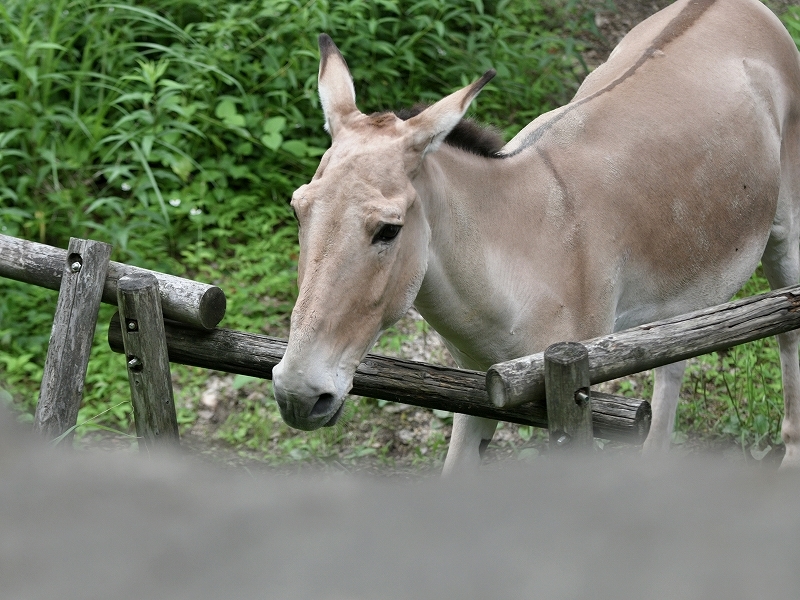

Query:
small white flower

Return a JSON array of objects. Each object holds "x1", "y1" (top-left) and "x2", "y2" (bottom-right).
[
  {"x1": 121, "y1": 182, "x2": 131, "y2": 192},
  {"x1": 190, "y1": 207, "x2": 202, "y2": 216},
  {"x1": 169, "y1": 198, "x2": 181, "y2": 207}
]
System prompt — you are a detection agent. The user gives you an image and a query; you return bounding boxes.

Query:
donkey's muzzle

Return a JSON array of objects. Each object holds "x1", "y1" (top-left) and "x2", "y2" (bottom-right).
[{"x1": 272, "y1": 362, "x2": 345, "y2": 430}]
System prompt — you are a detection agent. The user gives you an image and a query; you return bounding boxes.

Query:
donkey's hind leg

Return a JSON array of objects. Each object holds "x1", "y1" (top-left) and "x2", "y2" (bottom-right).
[
  {"x1": 762, "y1": 232, "x2": 800, "y2": 467},
  {"x1": 641, "y1": 361, "x2": 687, "y2": 455}
]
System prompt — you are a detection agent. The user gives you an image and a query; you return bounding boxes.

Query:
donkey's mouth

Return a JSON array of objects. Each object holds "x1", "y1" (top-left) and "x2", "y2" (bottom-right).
[{"x1": 323, "y1": 400, "x2": 346, "y2": 427}]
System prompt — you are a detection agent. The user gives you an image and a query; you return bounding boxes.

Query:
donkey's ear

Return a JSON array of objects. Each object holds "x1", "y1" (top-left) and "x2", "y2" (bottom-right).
[
  {"x1": 318, "y1": 34, "x2": 358, "y2": 137},
  {"x1": 404, "y1": 70, "x2": 495, "y2": 156}
]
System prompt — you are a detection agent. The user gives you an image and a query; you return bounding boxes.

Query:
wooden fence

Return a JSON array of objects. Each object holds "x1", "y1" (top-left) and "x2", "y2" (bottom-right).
[{"x1": 8, "y1": 233, "x2": 799, "y2": 454}]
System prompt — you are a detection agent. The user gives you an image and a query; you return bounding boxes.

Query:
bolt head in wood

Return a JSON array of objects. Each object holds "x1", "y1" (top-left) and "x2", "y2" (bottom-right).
[
  {"x1": 575, "y1": 390, "x2": 590, "y2": 406},
  {"x1": 126, "y1": 319, "x2": 138, "y2": 331},
  {"x1": 127, "y1": 356, "x2": 143, "y2": 371},
  {"x1": 70, "y1": 261, "x2": 82, "y2": 273}
]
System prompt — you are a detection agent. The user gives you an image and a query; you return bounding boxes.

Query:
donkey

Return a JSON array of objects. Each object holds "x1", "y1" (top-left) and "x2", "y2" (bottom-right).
[{"x1": 272, "y1": 0, "x2": 800, "y2": 472}]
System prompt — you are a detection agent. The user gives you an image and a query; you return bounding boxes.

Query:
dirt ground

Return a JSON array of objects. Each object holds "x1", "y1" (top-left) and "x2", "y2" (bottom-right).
[{"x1": 79, "y1": 0, "x2": 794, "y2": 473}]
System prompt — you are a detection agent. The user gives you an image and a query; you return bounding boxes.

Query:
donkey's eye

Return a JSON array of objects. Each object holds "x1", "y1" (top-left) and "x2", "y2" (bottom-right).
[{"x1": 372, "y1": 224, "x2": 401, "y2": 244}]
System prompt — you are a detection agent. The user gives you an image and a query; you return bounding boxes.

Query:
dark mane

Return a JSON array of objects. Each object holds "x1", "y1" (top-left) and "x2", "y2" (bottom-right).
[{"x1": 394, "y1": 105, "x2": 506, "y2": 159}]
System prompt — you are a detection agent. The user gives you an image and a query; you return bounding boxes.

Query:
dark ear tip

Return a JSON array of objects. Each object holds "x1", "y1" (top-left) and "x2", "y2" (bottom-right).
[
  {"x1": 466, "y1": 69, "x2": 496, "y2": 97},
  {"x1": 319, "y1": 33, "x2": 333, "y2": 50}
]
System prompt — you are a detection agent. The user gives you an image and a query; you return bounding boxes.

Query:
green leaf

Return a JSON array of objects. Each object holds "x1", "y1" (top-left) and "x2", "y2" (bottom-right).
[
  {"x1": 282, "y1": 140, "x2": 307, "y2": 157},
  {"x1": 28, "y1": 41, "x2": 67, "y2": 53},
  {"x1": 262, "y1": 116, "x2": 287, "y2": 135},
  {"x1": 215, "y1": 99, "x2": 238, "y2": 120},
  {"x1": 261, "y1": 132, "x2": 283, "y2": 151},
  {"x1": 141, "y1": 135, "x2": 154, "y2": 159},
  {"x1": 749, "y1": 445, "x2": 772, "y2": 461},
  {"x1": 671, "y1": 430, "x2": 688, "y2": 445},
  {"x1": 224, "y1": 113, "x2": 246, "y2": 128},
  {"x1": 170, "y1": 156, "x2": 193, "y2": 181},
  {"x1": 307, "y1": 145, "x2": 328, "y2": 157},
  {"x1": 234, "y1": 141, "x2": 253, "y2": 156},
  {"x1": 24, "y1": 66, "x2": 38, "y2": 87},
  {"x1": 0, "y1": 387, "x2": 12, "y2": 405},
  {"x1": 233, "y1": 374, "x2": 258, "y2": 390}
]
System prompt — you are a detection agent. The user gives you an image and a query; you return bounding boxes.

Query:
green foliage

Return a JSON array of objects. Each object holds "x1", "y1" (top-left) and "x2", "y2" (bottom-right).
[
  {"x1": 214, "y1": 382, "x2": 391, "y2": 466},
  {"x1": 677, "y1": 270, "x2": 784, "y2": 457},
  {"x1": 0, "y1": 0, "x2": 597, "y2": 440},
  {"x1": 4, "y1": 0, "x2": 795, "y2": 460},
  {"x1": 781, "y1": 5, "x2": 800, "y2": 48}
]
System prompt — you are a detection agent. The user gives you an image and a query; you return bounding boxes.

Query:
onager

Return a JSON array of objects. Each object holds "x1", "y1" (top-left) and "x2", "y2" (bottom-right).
[{"x1": 272, "y1": 0, "x2": 800, "y2": 472}]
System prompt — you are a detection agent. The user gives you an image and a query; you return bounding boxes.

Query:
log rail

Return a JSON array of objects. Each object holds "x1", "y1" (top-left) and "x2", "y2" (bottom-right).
[
  {"x1": 108, "y1": 314, "x2": 652, "y2": 443},
  {"x1": 0, "y1": 234, "x2": 225, "y2": 330},
  {"x1": 488, "y1": 286, "x2": 800, "y2": 409}
]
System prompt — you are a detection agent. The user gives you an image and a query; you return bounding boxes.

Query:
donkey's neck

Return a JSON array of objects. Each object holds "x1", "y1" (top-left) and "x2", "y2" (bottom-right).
[{"x1": 409, "y1": 145, "x2": 560, "y2": 369}]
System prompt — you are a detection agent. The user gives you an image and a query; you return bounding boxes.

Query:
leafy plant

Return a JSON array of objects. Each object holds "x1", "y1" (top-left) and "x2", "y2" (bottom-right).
[
  {"x1": 781, "y1": 5, "x2": 800, "y2": 47},
  {"x1": 1, "y1": 0, "x2": 600, "y2": 443}
]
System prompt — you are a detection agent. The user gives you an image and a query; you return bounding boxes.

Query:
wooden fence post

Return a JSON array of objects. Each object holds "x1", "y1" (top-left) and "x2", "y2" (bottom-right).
[
  {"x1": 33, "y1": 238, "x2": 112, "y2": 444},
  {"x1": 117, "y1": 273, "x2": 180, "y2": 450},
  {"x1": 544, "y1": 342, "x2": 593, "y2": 452}
]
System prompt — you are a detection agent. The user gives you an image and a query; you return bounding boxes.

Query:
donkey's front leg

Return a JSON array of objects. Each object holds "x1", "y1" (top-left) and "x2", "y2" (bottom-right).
[
  {"x1": 442, "y1": 415, "x2": 498, "y2": 475},
  {"x1": 641, "y1": 360, "x2": 687, "y2": 455}
]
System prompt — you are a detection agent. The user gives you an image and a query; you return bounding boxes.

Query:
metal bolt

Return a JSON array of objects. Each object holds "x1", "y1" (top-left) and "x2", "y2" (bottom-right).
[
  {"x1": 556, "y1": 432, "x2": 571, "y2": 446},
  {"x1": 575, "y1": 390, "x2": 590, "y2": 406},
  {"x1": 70, "y1": 261, "x2": 82, "y2": 273},
  {"x1": 126, "y1": 319, "x2": 138, "y2": 331},
  {"x1": 128, "y1": 357, "x2": 142, "y2": 370}
]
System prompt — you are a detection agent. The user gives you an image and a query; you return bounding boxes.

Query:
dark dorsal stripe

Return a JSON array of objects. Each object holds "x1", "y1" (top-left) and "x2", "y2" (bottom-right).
[
  {"x1": 504, "y1": 0, "x2": 718, "y2": 157},
  {"x1": 394, "y1": 105, "x2": 506, "y2": 159}
]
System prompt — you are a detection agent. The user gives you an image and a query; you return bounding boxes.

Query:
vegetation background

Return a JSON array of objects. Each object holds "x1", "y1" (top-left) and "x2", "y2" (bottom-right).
[{"x1": 1, "y1": 0, "x2": 799, "y2": 470}]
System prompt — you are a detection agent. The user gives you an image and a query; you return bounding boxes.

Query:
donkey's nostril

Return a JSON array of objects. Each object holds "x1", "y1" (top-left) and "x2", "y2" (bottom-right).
[{"x1": 310, "y1": 393, "x2": 337, "y2": 418}]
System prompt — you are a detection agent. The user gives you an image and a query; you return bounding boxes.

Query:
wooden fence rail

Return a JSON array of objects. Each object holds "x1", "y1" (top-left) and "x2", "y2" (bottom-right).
[
  {"x1": 0, "y1": 234, "x2": 225, "y2": 330},
  {"x1": 107, "y1": 313, "x2": 652, "y2": 443},
  {"x1": 488, "y1": 285, "x2": 800, "y2": 409}
]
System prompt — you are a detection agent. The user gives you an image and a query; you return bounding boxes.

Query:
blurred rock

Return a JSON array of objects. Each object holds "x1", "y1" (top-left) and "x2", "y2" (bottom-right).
[{"x1": 1, "y1": 396, "x2": 799, "y2": 600}]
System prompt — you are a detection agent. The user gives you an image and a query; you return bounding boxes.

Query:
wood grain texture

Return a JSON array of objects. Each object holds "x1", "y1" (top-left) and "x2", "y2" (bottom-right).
[
  {"x1": 33, "y1": 238, "x2": 112, "y2": 442},
  {"x1": 117, "y1": 274, "x2": 180, "y2": 449},
  {"x1": 544, "y1": 342, "x2": 593, "y2": 450},
  {"x1": 108, "y1": 314, "x2": 651, "y2": 443},
  {"x1": 487, "y1": 285, "x2": 800, "y2": 408},
  {"x1": 0, "y1": 233, "x2": 225, "y2": 329}
]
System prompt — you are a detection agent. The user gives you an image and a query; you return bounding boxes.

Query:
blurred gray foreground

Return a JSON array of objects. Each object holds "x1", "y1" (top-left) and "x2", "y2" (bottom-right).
[{"x1": 2, "y1": 404, "x2": 799, "y2": 600}]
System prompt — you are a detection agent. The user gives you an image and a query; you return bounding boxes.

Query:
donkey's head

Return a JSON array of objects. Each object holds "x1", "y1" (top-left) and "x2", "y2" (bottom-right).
[{"x1": 272, "y1": 34, "x2": 493, "y2": 430}]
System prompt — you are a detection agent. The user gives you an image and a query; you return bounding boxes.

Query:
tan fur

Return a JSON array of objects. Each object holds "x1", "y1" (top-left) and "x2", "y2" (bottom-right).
[{"x1": 273, "y1": 2, "x2": 800, "y2": 471}]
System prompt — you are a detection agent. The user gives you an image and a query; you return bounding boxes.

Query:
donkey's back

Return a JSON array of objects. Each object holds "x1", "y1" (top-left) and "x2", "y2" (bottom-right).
[{"x1": 504, "y1": 0, "x2": 800, "y2": 333}]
